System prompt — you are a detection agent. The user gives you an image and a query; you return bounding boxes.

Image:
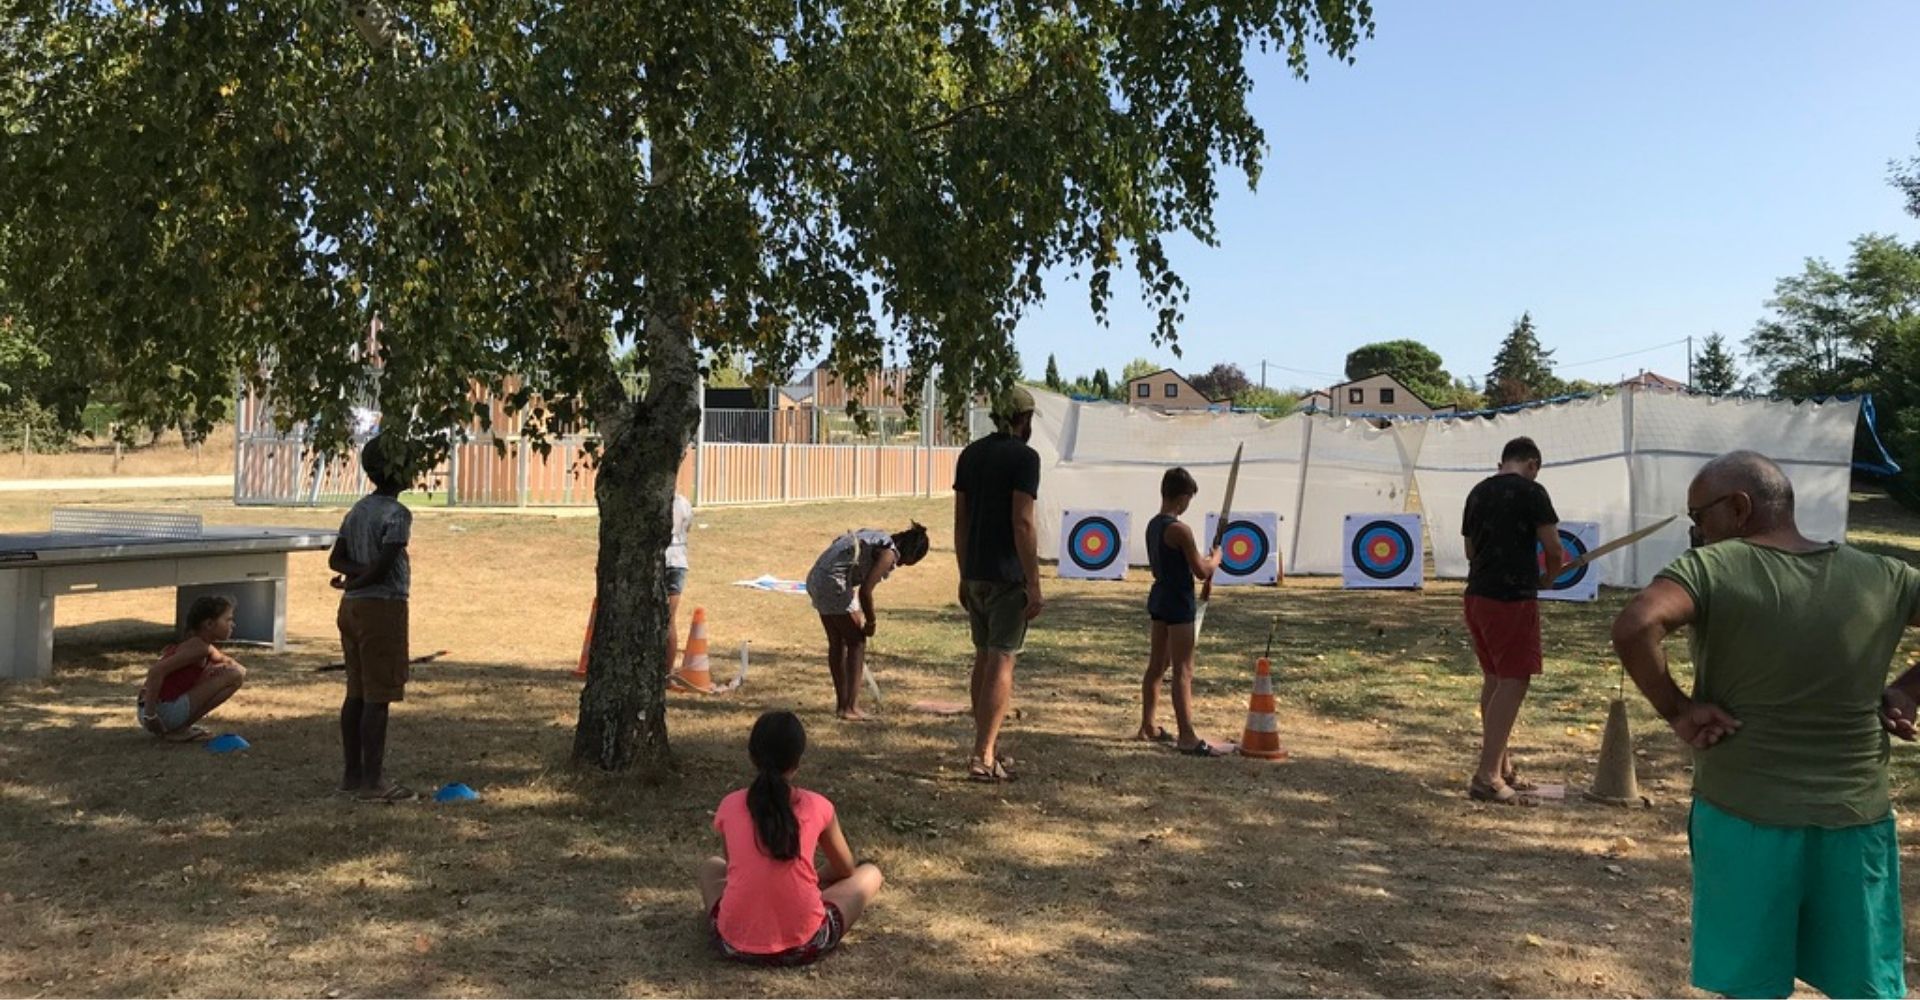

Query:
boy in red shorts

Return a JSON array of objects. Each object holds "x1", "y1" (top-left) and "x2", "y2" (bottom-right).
[{"x1": 1461, "y1": 436, "x2": 1563, "y2": 804}]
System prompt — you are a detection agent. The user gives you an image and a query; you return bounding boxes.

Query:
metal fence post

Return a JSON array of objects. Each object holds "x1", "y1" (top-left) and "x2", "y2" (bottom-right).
[
  {"x1": 692, "y1": 376, "x2": 706, "y2": 506},
  {"x1": 446, "y1": 443, "x2": 460, "y2": 507},
  {"x1": 516, "y1": 437, "x2": 530, "y2": 507}
]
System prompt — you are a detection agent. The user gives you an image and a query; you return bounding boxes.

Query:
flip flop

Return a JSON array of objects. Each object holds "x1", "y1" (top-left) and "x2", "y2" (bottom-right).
[
  {"x1": 1135, "y1": 727, "x2": 1175, "y2": 744},
  {"x1": 1178, "y1": 740, "x2": 1229, "y2": 758},
  {"x1": 357, "y1": 783, "x2": 419, "y2": 804}
]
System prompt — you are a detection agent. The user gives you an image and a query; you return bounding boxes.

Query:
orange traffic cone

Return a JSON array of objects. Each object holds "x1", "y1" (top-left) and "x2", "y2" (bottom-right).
[
  {"x1": 574, "y1": 599, "x2": 596, "y2": 678},
  {"x1": 1238, "y1": 656, "x2": 1289, "y2": 760},
  {"x1": 669, "y1": 607, "x2": 714, "y2": 693}
]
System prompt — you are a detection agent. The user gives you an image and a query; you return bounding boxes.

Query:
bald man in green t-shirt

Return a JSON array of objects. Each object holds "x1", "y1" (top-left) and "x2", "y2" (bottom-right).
[{"x1": 1612, "y1": 451, "x2": 1920, "y2": 999}]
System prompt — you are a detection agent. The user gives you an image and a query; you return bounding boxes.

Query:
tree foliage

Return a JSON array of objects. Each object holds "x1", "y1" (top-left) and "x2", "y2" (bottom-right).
[
  {"x1": 1744, "y1": 234, "x2": 1920, "y2": 496},
  {"x1": 1485, "y1": 313, "x2": 1562, "y2": 406},
  {"x1": 1091, "y1": 368, "x2": 1114, "y2": 399},
  {"x1": 1233, "y1": 385, "x2": 1296, "y2": 413},
  {"x1": 1692, "y1": 333, "x2": 1740, "y2": 394},
  {"x1": 1343, "y1": 339, "x2": 1450, "y2": 403},
  {"x1": 1745, "y1": 257, "x2": 1869, "y2": 397},
  {"x1": 1186, "y1": 362, "x2": 1250, "y2": 402},
  {"x1": 1043, "y1": 354, "x2": 1062, "y2": 391},
  {"x1": 1120, "y1": 357, "x2": 1160, "y2": 386},
  {"x1": 0, "y1": 0, "x2": 1375, "y2": 770},
  {"x1": 1893, "y1": 131, "x2": 1920, "y2": 223}
]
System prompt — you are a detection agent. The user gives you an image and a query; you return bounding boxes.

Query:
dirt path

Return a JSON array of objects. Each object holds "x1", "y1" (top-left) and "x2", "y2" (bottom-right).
[{"x1": 0, "y1": 474, "x2": 232, "y2": 493}]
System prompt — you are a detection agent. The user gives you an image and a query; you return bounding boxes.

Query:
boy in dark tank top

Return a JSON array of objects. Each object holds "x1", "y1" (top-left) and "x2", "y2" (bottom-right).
[{"x1": 1136, "y1": 467, "x2": 1225, "y2": 756}]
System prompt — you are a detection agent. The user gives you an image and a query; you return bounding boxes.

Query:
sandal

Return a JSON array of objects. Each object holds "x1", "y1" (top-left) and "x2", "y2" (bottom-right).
[
  {"x1": 1135, "y1": 727, "x2": 1175, "y2": 744},
  {"x1": 967, "y1": 759, "x2": 1014, "y2": 783},
  {"x1": 1179, "y1": 740, "x2": 1229, "y2": 758},
  {"x1": 357, "y1": 783, "x2": 419, "y2": 803},
  {"x1": 163, "y1": 726, "x2": 211, "y2": 743},
  {"x1": 1468, "y1": 777, "x2": 1537, "y2": 807},
  {"x1": 1503, "y1": 771, "x2": 1539, "y2": 793}
]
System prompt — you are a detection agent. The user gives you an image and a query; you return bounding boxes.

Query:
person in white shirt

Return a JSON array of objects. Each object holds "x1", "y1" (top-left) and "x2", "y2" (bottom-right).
[{"x1": 666, "y1": 493, "x2": 693, "y2": 672}]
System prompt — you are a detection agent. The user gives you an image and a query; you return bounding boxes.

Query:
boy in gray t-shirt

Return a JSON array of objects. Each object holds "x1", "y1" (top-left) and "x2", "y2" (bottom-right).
[{"x1": 328, "y1": 433, "x2": 415, "y2": 802}]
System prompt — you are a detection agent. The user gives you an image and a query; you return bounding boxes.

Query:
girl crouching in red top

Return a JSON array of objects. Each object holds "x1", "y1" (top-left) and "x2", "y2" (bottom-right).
[
  {"x1": 698, "y1": 711, "x2": 883, "y2": 966},
  {"x1": 137, "y1": 595, "x2": 248, "y2": 742}
]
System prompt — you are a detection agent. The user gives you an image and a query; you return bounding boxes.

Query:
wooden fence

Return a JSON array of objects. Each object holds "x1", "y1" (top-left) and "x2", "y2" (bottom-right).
[
  {"x1": 236, "y1": 428, "x2": 960, "y2": 508},
  {"x1": 233, "y1": 371, "x2": 971, "y2": 508}
]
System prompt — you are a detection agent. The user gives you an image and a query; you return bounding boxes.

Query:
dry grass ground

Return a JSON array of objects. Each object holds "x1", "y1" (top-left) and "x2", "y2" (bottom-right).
[
  {"x1": 2, "y1": 485, "x2": 1918, "y2": 998},
  {"x1": 5, "y1": 425, "x2": 237, "y2": 480}
]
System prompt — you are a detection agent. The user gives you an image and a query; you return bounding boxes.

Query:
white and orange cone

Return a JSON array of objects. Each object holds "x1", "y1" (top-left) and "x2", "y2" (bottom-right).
[
  {"x1": 1238, "y1": 655, "x2": 1289, "y2": 760},
  {"x1": 669, "y1": 607, "x2": 715, "y2": 693},
  {"x1": 669, "y1": 609, "x2": 747, "y2": 694}
]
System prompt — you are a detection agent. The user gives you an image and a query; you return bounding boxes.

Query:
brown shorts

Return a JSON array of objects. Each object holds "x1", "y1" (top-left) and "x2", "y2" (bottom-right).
[
  {"x1": 963, "y1": 580, "x2": 1029, "y2": 654},
  {"x1": 338, "y1": 598, "x2": 410, "y2": 702}
]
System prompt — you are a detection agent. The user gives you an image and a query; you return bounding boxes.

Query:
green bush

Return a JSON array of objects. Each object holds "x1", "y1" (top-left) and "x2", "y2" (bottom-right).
[{"x1": 0, "y1": 399, "x2": 72, "y2": 453}]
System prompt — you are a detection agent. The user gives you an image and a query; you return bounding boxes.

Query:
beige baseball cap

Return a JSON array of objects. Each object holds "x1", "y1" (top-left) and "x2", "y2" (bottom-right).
[{"x1": 992, "y1": 385, "x2": 1038, "y2": 427}]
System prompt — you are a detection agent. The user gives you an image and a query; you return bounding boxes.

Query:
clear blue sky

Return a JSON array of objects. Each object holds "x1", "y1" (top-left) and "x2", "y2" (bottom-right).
[{"x1": 1014, "y1": 0, "x2": 1920, "y2": 393}]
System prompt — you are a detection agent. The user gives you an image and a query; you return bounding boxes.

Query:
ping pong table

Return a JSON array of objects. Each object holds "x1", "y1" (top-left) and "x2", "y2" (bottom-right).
[{"x1": 0, "y1": 508, "x2": 336, "y2": 680}]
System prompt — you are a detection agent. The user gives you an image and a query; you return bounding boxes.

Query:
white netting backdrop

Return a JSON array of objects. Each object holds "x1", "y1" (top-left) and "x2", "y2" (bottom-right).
[{"x1": 1029, "y1": 388, "x2": 1861, "y2": 588}]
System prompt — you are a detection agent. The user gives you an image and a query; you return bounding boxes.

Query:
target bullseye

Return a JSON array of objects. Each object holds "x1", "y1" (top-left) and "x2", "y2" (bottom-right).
[
  {"x1": 1536, "y1": 521, "x2": 1600, "y2": 602},
  {"x1": 1342, "y1": 514, "x2": 1425, "y2": 589},
  {"x1": 1058, "y1": 510, "x2": 1130, "y2": 580},
  {"x1": 1203, "y1": 511, "x2": 1280, "y2": 586},
  {"x1": 1540, "y1": 529, "x2": 1590, "y2": 590}
]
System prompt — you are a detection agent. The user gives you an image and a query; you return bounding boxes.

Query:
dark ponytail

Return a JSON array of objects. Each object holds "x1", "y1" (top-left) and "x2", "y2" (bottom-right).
[
  {"x1": 746, "y1": 710, "x2": 807, "y2": 861},
  {"x1": 893, "y1": 521, "x2": 930, "y2": 566}
]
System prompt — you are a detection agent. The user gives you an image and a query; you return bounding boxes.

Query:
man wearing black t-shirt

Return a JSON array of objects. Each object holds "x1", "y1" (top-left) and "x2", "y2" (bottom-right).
[
  {"x1": 1461, "y1": 436, "x2": 1564, "y2": 805},
  {"x1": 953, "y1": 386, "x2": 1044, "y2": 784}
]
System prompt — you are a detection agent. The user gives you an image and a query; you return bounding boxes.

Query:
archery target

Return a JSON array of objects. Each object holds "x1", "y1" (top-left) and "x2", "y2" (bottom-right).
[
  {"x1": 1538, "y1": 521, "x2": 1600, "y2": 602},
  {"x1": 1058, "y1": 510, "x2": 1130, "y2": 580},
  {"x1": 1202, "y1": 511, "x2": 1281, "y2": 586},
  {"x1": 1342, "y1": 514, "x2": 1425, "y2": 589}
]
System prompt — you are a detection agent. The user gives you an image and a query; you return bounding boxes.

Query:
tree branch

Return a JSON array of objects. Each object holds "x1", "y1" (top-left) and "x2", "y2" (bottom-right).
[{"x1": 910, "y1": 77, "x2": 1041, "y2": 136}]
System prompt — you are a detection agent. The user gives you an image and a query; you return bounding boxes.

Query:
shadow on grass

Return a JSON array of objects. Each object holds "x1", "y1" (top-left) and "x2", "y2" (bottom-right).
[{"x1": 1, "y1": 619, "x2": 1710, "y2": 998}]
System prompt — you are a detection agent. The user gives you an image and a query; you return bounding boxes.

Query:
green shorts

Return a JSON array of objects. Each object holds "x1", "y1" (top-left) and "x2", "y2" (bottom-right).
[
  {"x1": 963, "y1": 580, "x2": 1029, "y2": 654},
  {"x1": 1689, "y1": 796, "x2": 1905, "y2": 999}
]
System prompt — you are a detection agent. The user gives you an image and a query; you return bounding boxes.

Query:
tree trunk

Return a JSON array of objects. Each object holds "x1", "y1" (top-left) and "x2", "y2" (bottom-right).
[{"x1": 571, "y1": 310, "x2": 701, "y2": 772}]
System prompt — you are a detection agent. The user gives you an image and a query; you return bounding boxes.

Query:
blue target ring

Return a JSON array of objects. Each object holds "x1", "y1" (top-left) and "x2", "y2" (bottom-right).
[
  {"x1": 1352, "y1": 521, "x2": 1416, "y2": 580},
  {"x1": 1539, "y1": 530, "x2": 1590, "y2": 589},
  {"x1": 1217, "y1": 521, "x2": 1271, "y2": 577},
  {"x1": 1068, "y1": 516, "x2": 1123, "y2": 572}
]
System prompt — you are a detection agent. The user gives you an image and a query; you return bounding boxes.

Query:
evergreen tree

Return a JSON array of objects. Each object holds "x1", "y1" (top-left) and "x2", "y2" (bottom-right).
[
  {"x1": 1044, "y1": 354, "x2": 1062, "y2": 391},
  {"x1": 1485, "y1": 312, "x2": 1563, "y2": 406},
  {"x1": 1092, "y1": 368, "x2": 1113, "y2": 399},
  {"x1": 1692, "y1": 333, "x2": 1740, "y2": 394}
]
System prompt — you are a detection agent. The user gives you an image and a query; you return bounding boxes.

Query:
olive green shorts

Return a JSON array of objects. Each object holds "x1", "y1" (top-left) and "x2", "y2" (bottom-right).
[{"x1": 963, "y1": 580, "x2": 1029, "y2": 654}]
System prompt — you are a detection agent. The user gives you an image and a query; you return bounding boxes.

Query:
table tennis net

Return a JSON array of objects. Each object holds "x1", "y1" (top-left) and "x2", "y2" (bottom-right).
[{"x1": 50, "y1": 508, "x2": 203, "y2": 539}]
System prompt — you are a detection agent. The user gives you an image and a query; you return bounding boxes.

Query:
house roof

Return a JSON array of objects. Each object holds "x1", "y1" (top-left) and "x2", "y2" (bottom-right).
[
  {"x1": 1124, "y1": 368, "x2": 1217, "y2": 403},
  {"x1": 1322, "y1": 371, "x2": 1443, "y2": 411},
  {"x1": 1618, "y1": 370, "x2": 1689, "y2": 392}
]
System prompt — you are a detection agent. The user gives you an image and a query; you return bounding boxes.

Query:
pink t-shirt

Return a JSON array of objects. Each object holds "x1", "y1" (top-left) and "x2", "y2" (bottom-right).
[{"x1": 712, "y1": 786, "x2": 835, "y2": 954}]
